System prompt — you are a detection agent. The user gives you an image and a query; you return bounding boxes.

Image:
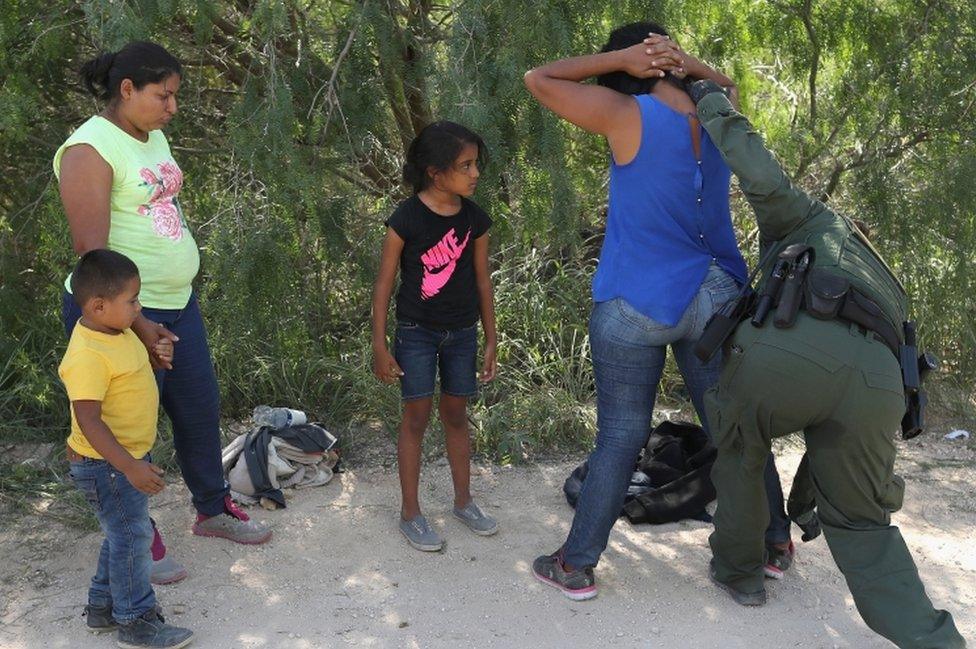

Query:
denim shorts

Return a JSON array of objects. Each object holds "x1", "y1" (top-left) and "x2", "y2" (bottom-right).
[{"x1": 393, "y1": 321, "x2": 479, "y2": 401}]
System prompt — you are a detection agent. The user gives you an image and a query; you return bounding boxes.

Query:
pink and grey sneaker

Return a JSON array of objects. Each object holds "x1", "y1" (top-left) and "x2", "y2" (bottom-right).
[
  {"x1": 151, "y1": 556, "x2": 188, "y2": 585},
  {"x1": 192, "y1": 496, "x2": 272, "y2": 545},
  {"x1": 532, "y1": 550, "x2": 597, "y2": 601},
  {"x1": 150, "y1": 530, "x2": 188, "y2": 585},
  {"x1": 763, "y1": 540, "x2": 795, "y2": 579}
]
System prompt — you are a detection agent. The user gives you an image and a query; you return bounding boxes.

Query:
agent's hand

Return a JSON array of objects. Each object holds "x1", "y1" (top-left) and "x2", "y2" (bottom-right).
[
  {"x1": 619, "y1": 36, "x2": 683, "y2": 79},
  {"x1": 480, "y1": 343, "x2": 497, "y2": 383},
  {"x1": 373, "y1": 346, "x2": 404, "y2": 384},
  {"x1": 153, "y1": 338, "x2": 174, "y2": 366},
  {"x1": 124, "y1": 460, "x2": 166, "y2": 495}
]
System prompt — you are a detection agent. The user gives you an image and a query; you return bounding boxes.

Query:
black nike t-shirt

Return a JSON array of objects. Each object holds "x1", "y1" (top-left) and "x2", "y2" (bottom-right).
[{"x1": 385, "y1": 195, "x2": 492, "y2": 330}]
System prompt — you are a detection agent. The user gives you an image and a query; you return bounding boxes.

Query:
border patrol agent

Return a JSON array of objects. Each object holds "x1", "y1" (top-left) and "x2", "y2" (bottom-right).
[{"x1": 689, "y1": 80, "x2": 965, "y2": 648}]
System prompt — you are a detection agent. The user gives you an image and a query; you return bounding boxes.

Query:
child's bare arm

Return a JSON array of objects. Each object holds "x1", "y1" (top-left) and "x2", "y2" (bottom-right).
[
  {"x1": 473, "y1": 234, "x2": 497, "y2": 382},
  {"x1": 371, "y1": 228, "x2": 406, "y2": 383},
  {"x1": 72, "y1": 400, "x2": 165, "y2": 495}
]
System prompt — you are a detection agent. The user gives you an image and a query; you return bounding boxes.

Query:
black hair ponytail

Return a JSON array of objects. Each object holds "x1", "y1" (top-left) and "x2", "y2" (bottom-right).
[
  {"x1": 79, "y1": 52, "x2": 118, "y2": 101},
  {"x1": 78, "y1": 41, "x2": 182, "y2": 102}
]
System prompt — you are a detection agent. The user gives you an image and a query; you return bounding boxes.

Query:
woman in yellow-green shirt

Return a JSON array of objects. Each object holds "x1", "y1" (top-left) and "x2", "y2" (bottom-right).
[{"x1": 55, "y1": 42, "x2": 271, "y2": 587}]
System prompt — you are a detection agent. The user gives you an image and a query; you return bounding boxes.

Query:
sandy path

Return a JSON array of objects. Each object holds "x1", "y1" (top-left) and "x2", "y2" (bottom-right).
[{"x1": 1, "y1": 441, "x2": 973, "y2": 648}]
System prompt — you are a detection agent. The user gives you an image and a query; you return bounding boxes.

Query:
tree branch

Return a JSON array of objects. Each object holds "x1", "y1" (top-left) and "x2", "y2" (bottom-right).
[{"x1": 799, "y1": 0, "x2": 820, "y2": 126}]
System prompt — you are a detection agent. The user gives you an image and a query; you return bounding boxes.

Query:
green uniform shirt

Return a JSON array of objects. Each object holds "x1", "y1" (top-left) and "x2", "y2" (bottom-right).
[
  {"x1": 54, "y1": 116, "x2": 200, "y2": 310},
  {"x1": 696, "y1": 94, "x2": 908, "y2": 333}
]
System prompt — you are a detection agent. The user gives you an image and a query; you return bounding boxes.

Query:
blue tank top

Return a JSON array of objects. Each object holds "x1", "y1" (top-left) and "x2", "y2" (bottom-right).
[{"x1": 592, "y1": 94, "x2": 748, "y2": 326}]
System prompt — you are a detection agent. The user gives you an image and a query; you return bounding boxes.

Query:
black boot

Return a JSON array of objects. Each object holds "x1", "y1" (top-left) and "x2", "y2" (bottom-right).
[
  {"x1": 117, "y1": 608, "x2": 193, "y2": 649},
  {"x1": 83, "y1": 603, "x2": 117, "y2": 634}
]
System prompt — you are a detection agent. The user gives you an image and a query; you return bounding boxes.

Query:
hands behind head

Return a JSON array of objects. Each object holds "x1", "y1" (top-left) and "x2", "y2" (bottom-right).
[{"x1": 618, "y1": 33, "x2": 686, "y2": 80}]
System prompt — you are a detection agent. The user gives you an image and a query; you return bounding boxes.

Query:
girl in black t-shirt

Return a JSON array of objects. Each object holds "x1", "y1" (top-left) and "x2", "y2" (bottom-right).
[{"x1": 371, "y1": 121, "x2": 499, "y2": 551}]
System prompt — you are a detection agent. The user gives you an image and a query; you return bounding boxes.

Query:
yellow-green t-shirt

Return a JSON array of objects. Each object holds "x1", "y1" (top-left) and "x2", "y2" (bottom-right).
[
  {"x1": 53, "y1": 116, "x2": 200, "y2": 309},
  {"x1": 58, "y1": 322, "x2": 159, "y2": 460}
]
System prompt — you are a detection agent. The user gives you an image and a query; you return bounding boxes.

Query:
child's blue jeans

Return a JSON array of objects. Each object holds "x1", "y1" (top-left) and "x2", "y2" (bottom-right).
[
  {"x1": 63, "y1": 292, "x2": 229, "y2": 517},
  {"x1": 69, "y1": 457, "x2": 157, "y2": 621}
]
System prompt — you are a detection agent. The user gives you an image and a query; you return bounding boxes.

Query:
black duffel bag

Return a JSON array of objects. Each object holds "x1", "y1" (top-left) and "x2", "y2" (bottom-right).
[{"x1": 563, "y1": 420, "x2": 716, "y2": 524}]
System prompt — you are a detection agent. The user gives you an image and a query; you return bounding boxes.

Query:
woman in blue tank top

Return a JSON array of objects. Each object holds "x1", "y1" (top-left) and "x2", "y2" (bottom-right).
[{"x1": 523, "y1": 22, "x2": 793, "y2": 599}]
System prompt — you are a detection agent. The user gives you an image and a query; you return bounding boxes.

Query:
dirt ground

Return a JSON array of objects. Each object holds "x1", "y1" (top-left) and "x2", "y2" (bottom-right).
[{"x1": 1, "y1": 435, "x2": 973, "y2": 649}]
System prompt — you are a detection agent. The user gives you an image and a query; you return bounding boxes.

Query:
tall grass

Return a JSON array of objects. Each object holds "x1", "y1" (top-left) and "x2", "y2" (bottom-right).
[{"x1": 0, "y1": 458, "x2": 98, "y2": 530}]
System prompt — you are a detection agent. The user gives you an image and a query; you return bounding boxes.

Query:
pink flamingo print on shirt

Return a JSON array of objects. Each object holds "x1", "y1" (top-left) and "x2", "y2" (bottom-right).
[
  {"x1": 137, "y1": 161, "x2": 186, "y2": 241},
  {"x1": 420, "y1": 227, "x2": 471, "y2": 300}
]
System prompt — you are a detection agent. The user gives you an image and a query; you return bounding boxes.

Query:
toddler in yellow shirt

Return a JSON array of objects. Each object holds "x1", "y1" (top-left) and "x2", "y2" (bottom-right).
[{"x1": 59, "y1": 249, "x2": 193, "y2": 648}]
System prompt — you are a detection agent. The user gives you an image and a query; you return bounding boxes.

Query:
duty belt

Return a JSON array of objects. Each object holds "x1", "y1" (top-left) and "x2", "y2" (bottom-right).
[
  {"x1": 744, "y1": 244, "x2": 898, "y2": 355},
  {"x1": 694, "y1": 242, "x2": 937, "y2": 439},
  {"x1": 799, "y1": 268, "x2": 901, "y2": 357}
]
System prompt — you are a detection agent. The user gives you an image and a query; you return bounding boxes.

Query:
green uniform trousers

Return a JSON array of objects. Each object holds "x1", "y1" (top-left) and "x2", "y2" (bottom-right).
[{"x1": 706, "y1": 314, "x2": 964, "y2": 648}]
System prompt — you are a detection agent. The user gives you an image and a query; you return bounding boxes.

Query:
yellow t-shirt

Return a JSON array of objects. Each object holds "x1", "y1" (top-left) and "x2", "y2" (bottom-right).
[{"x1": 58, "y1": 322, "x2": 159, "y2": 460}]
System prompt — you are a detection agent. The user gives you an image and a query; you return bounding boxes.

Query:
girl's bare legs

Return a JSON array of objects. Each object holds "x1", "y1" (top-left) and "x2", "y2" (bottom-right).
[
  {"x1": 399, "y1": 397, "x2": 433, "y2": 520},
  {"x1": 439, "y1": 394, "x2": 472, "y2": 509}
]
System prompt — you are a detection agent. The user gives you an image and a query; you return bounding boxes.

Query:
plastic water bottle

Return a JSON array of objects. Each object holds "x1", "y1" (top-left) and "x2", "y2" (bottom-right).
[{"x1": 252, "y1": 405, "x2": 307, "y2": 429}]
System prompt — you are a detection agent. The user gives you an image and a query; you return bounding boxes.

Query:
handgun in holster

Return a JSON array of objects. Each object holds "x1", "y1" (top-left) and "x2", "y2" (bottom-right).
[{"x1": 900, "y1": 321, "x2": 939, "y2": 439}]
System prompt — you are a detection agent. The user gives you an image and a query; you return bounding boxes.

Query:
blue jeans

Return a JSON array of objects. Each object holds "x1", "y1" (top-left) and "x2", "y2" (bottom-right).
[
  {"x1": 393, "y1": 321, "x2": 479, "y2": 400},
  {"x1": 63, "y1": 292, "x2": 228, "y2": 516},
  {"x1": 563, "y1": 265, "x2": 789, "y2": 568},
  {"x1": 69, "y1": 457, "x2": 157, "y2": 621}
]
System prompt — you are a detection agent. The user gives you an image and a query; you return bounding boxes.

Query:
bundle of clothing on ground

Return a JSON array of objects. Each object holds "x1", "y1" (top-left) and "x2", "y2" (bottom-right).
[
  {"x1": 564, "y1": 420, "x2": 717, "y2": 524},
  {"x1": 221, "y1": 423, "x2": 340, "y2": 510}
]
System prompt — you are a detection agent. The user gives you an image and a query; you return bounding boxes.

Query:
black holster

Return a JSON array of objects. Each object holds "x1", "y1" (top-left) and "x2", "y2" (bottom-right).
[
  {"x1": 900, "y1": 323, "x2": 939, "y2": 439},
  {"x1": 694, "y1": 290, "x2": 756, "y2": 362}
]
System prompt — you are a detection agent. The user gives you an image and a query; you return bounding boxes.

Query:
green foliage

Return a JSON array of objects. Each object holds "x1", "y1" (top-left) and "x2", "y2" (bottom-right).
[
  {"x1": 0, "y1": 459, "x2": 99, "y2": 530},
  {"x1": 1, "y1": 0, "x2": 974, "y2": 466}
]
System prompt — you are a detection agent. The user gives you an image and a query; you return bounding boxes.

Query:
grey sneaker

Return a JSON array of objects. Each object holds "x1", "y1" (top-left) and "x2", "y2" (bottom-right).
[
  {"x1": 709, "y1": 561, "x2": 767, "y2": 606},
  {"x1": 192, "y1": 497, "x2": 271, "y2": 545},
  {"x1": 452, "y1": 501, "x2": 498, "y2": 536},
  {"x1": 192, "y1": 513, "x2": 271, "y2": 544},
  {"x1": 151, "y1": 555, "x2": 188, "y2": 585},
  {"x1": 117, "y1": 609, "x2": 193, "y2": 649},
  {"x1": 399, "y1": 514, "x2": 444, "y2": 552},
  {"x1": 532, "y1": 550, "x2": 597, "y2": 601},
  {"x1": 83, "y1": 603, "x2": 117, "y2": 634}
]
